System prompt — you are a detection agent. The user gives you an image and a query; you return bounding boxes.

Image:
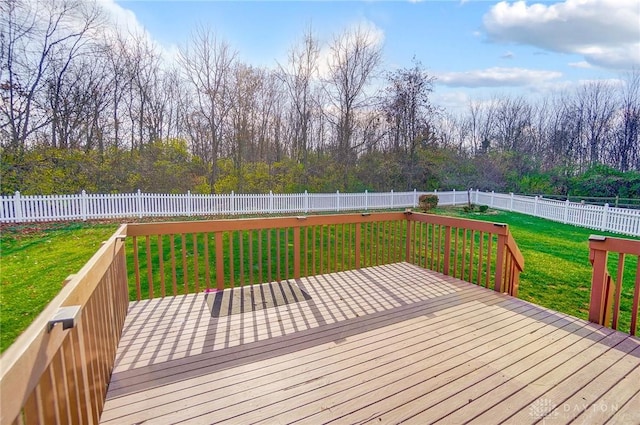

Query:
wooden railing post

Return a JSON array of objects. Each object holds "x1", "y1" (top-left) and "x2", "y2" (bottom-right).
[
  {"x1": 588, "y1": 235, "x2": 610, "y2": 325},
  {"x1": 494, "y1": 225, "x2": 507, "y2": 293},
  {"x1": 405, "y1": 216, "x2": 413, "y2": 263},
  {"x1": 443, "y1": 226, "x2": 451, "y2": 275}
]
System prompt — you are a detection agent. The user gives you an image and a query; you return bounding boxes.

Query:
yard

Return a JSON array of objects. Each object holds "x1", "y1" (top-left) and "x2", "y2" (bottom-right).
[{"x1": 1, "y1": 208, "x2": 638, "y2": 353}]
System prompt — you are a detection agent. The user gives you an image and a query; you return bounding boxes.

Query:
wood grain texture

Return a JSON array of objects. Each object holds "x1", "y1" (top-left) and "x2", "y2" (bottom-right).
[{"x1": 100, "y1": 263, "x2": 640, "y2": 425}]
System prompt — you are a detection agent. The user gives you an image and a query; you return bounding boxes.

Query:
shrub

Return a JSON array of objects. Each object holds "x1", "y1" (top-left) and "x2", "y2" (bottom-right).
[
  {"x1": 418, "y1": 194, "x2": 439, "y2": 211},
  {"x1": 463, "y1": 204, "x2": 477, "y2": 213},
  {"x1": 478, "y1": 205, "x2": 489, "y2": 213}
]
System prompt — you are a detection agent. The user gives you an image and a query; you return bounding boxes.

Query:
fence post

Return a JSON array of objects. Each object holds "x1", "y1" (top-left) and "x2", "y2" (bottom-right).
[
  {"x1": 336, "y1": 190, "x2": 340, "y2": 212},
  {"x1": 563, "y1": 199, "x2": 570, "y2": 224},
  {"x1": 269, "y1": 191, "x2": 274, "y2": 214},
  {"x1": 475, "y1": 189, "x2": 480, "y2": 204},
  {"x1": 534, "y1": 196, "x2": 539, "y2": 217},
  {"x1": 187, "y1": 190, "x2": 192, "y2": 217},
  {"x1": 453, "y1": 189, "x2": 456, "y2": 205},
  {"x1": 391, "y1": 190, "x2": 394, "y2": 208},
  {"x1": 413, "y1": 188, "x2": 417, "y2": 208},
  {"x1": 231, "y1": 191, "x2": 235, "y2": 215},
  {"x1": 365, "y1": 190, "x2": 369, "y2": 211},
  {"x1": 81, "y1": 190, "x2": 88, "y2": 221},
  {"x1": 510, "y1": 192, "x2": 514, "y2": 211},
  {"x1": 304, "y1": 190, "x2": 309, "y2": 214},
  {"x1": 491, "y1": 191, "x2": 495, "y2": 207},
  {"x1": 14, "y1": 191, "x2": 23, "y2": 223},
  {"x1": 601, "y1": 203, "x2": 609, "y2": 232},
  {"x1": 136, "y1": 189, "x2": 143, "y2": 219}
]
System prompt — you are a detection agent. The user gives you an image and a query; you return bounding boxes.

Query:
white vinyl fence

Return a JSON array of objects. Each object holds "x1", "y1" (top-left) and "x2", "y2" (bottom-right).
[
  {"x1": 1, "y1": 189, "x2": 639, "y2": 236},
  {"x1": 0, "y1": 190, "x2": 423, "y2": 223},
  {"x1": 464, "y1": 190, "x2": 640, "y2": 237}
]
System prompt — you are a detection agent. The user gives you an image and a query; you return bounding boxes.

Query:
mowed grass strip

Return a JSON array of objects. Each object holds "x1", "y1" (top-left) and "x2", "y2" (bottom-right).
[{"x1": 1, "y1": 210, "x2": 638, "y2": 353}]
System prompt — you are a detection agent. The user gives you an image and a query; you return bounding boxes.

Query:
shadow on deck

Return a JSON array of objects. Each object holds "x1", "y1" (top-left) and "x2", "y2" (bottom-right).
[{"x1": 101, "y1": 263, "x2": 640, "y2": 424}]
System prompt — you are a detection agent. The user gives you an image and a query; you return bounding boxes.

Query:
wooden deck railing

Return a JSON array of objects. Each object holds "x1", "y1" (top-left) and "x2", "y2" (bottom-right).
[
  {"x1": 406, "y1": 213, "x2": 524, "y2": 296},
  {"x1": 125, "y1": 212, "x2": 524, "y2": 299},
  {"x1": 0, "y1": 225, "x2": 128, "y2": 425},
  {"x1": 124, "y1": 212, "x2": 409, "y2": 297},
  {"x1": 0, "y1": 212, "x2": 524, "y2": 424},
  {"x1": 588, "y1": 235, "x2": 640, "y2": 336}
]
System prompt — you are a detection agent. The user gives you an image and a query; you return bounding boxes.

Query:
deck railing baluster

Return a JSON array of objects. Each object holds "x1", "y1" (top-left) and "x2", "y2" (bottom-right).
[
  {"x1": 193, "y1": 234, "x2": 200, "y2": 292},
  {"x1": 158, "y1": 236, "x2": 165, "y2": 297},
  {"x1": 182, "y1": 234, "x2": 188, "y2": 294}
]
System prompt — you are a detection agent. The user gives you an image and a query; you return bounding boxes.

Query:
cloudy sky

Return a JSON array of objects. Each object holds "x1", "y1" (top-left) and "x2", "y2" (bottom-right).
[{"x1": 107, "y1": 0, "x2": 639, "y2": 111}]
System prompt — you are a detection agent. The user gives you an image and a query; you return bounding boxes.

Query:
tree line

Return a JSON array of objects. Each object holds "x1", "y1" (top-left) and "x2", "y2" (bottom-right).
[{"x1": 1, "y1": 0, "x2": 639, "y2": 197}]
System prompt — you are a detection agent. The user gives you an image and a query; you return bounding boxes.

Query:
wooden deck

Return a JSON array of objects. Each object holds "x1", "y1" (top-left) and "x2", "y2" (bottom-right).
[{"x1": 100, "y1": 263, "x2": 640, "y2": 424}]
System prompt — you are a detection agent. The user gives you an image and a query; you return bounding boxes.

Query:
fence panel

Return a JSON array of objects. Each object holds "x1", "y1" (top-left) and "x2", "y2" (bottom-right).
[
  {"x1": 468, "y1": 190, "x2": 640, "y2": 237},
  {"x1": 2, "y1": 190, "x2": 639, "y2": 236}
]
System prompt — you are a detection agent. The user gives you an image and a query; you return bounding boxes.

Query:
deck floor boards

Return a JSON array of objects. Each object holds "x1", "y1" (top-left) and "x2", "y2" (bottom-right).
[{"x1": 101, "y1": 262, "x2": 640, "y2": 424}]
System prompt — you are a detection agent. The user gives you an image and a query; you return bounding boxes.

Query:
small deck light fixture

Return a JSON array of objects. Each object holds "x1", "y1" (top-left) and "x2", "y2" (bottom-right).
[{"x1": 47, "y1": 305, "x2": 81, "y2": 332}]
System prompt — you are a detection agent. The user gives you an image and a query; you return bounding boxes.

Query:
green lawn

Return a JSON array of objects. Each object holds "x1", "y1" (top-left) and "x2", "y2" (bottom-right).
[
  {"x1": 438, "y1": 208, "x2": 639, "y2": 332},
  {"x1": 1, "y1": 222, "x2": 119, "y2": 352},
  {"x1": 1, "y1": 210, "x2": 638, "y2": 353}
]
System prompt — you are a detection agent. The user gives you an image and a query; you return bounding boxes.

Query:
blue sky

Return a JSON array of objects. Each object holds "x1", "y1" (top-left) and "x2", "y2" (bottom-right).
[{"x1": 108, "y1": 0, "x2": 640, "y2": 111}]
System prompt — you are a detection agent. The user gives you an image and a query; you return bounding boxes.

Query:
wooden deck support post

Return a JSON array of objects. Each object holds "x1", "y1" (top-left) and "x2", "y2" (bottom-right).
[
  {"x1": 588, "y1": 236, "x2": 610, "y2": 325},
  {"x1": 405, "y1": 217, "x2": 412, "y2": 263},
  {"x1": 493, "y1": 225, "x2": 507, "y2": 293}
]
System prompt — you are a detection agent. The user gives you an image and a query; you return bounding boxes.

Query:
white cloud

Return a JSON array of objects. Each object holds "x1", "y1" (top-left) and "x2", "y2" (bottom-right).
[
  {"x1": 436, "y1": 67, "x2": 562, "y2": 88},
  {"x1": 568, "y1": 61, "x2": 592, "y2": 69},
  {"x1": 483, "y1": 0, "x2": 640, "y2": 69},
  {"x1": 97, "y1": 0, "x2": 180, "y2": 65},
  {"x1": 97, "y1": 0, "x2": 146, "y2": 37},
  {"x1": 433, "y1": 91, "x2": 471, "y2": 113}
]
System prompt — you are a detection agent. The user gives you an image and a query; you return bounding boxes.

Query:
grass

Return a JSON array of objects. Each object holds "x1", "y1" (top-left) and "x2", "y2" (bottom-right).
[
  {"x1": 1, "y1": 209, "x2": 638, "y2": 353},
  {"x1": 1, "y1": 222, "x2": 119, "y2": 352},
  {"x1": 439, "y1": 207, "x2": 639, "y2": 332}
]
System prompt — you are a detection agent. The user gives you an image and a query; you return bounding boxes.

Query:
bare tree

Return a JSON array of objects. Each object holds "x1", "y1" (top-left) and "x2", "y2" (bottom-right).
[
  {"x1": 381, "y1": 58, "x2": 437, "y2": 188},
  {"x1": 325, "y1": 26, "x2": 382, "y2": 167},
  {"x1": 613, "y1": 70, "x2": 640, "y2": 171},
  {"x1": 118, "y1": 31, "x2": 164, "y2": 150},
  {"x1": 493, "y1": 96, "x2": 531, "y2": 153},
  {"x1": 575, "y1": 81, "x2": 616, "y2": 166},
  {"x1": 0, "y1": 0, "x2": 104, "y2": 152},
  {"x1": 278, "y1": 27, "x2": 320, "y2": 165},
  {"x1": 179, "y1": 26, "x2": 236, "y2": 189}
]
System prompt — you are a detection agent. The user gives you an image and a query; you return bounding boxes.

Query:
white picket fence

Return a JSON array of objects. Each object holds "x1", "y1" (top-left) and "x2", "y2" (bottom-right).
[
  {"x1": 1, "y1": 189, "x2": 639, "y2": 236},
  {"x1": 463, "y1": 190, "x2": 639, "y2": 237},
  {"x1": 0, "y1": 189, "x2": 422, "y2": 223}
]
